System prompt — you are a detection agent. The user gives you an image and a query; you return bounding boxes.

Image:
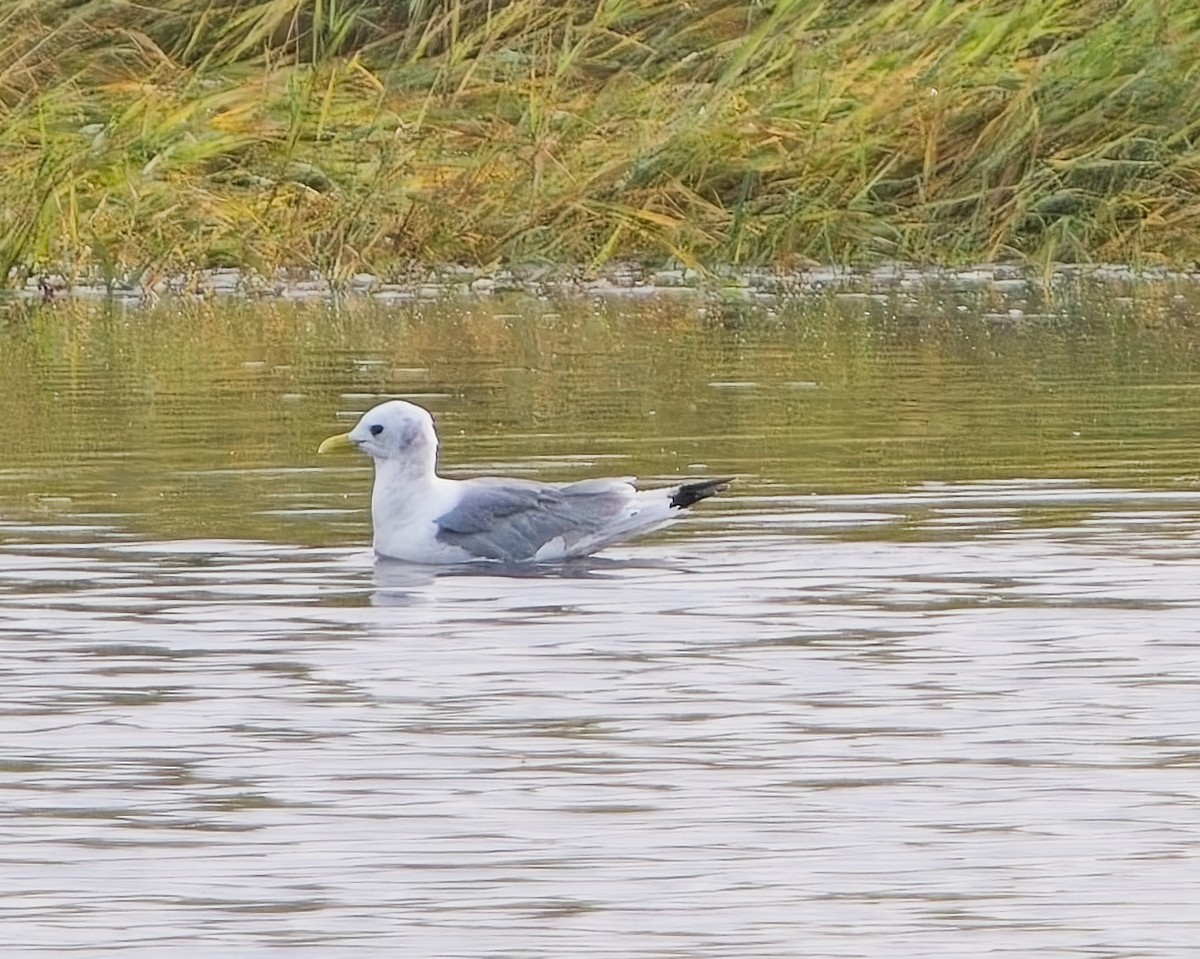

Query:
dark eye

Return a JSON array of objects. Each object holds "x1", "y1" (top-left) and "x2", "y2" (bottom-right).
[{"x1": 369, "y1": 424, "x2": 384, "y2": 436}]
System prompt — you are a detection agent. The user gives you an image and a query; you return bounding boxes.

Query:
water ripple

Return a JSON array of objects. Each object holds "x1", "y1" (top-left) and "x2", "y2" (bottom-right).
[{"x1": 2, "y1": 484, "x2": 1199, "y2": 957}]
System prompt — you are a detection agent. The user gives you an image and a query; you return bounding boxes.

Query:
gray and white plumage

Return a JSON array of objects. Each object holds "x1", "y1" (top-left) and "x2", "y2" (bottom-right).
[{"x1": 318, "y1": 400, "x2": 730, "y2": 564}]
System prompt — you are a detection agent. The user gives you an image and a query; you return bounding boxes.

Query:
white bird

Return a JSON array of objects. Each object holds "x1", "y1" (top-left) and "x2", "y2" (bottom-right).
[{"x1": 318, "y1": 400, "x2": 730, "y2": 564}]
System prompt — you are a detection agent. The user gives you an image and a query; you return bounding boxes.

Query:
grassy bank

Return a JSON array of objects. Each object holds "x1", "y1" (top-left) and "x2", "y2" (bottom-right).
[{"x1": 3, "y1": 0, "x2": 1199, "y2": 285}]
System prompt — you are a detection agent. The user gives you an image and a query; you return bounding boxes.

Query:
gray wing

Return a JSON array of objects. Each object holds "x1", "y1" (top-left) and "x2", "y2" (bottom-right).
[{"x1": 435, "y1": 477, "x2": 633, "y2": 561}]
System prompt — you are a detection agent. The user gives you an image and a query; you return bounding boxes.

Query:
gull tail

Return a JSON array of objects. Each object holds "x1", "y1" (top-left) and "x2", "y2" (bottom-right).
[
  {"x1": 556, "y1": 476, "x2": 733, "y2": 559},
  {"x1": 670, "y1": 477, "x2": 733, "y2": 510}
]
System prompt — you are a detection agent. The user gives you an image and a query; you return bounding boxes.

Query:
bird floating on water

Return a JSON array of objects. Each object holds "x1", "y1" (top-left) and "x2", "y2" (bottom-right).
[{"x1": 318, "y1": 400, "x2": 730, "y2": 564}]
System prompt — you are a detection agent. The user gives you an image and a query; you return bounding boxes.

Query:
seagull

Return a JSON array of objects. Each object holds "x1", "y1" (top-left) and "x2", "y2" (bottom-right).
[{"x1": 318, "y1": 400, "x2": 730, "y2": 564}]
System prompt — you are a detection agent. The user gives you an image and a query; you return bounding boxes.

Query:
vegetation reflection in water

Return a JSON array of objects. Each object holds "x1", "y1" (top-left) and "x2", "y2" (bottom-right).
[{"x1": 2, "y1": 279, "x2": 1200, "y2": 551}]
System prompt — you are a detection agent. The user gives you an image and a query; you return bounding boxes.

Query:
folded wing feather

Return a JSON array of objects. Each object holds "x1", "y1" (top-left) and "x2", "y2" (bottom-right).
[{"x1": 435, "y1": 477, "x2": 636, "y2": 561}]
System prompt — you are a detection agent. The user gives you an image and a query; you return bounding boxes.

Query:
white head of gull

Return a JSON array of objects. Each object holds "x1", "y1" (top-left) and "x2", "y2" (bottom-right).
[{"x1": 318, "y1": 399, "x2": 729, "y2": 564}]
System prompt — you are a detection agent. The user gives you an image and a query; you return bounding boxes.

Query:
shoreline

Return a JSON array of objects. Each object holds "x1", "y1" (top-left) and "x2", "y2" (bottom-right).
[{"x1": 13, "y1": 262, "x2": 1200, "y2": 307}]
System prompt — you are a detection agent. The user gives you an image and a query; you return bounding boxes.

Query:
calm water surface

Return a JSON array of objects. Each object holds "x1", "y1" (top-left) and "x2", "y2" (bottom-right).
[{"x1": 2, "y1": 284, "x2": 1200, "y2": 957}]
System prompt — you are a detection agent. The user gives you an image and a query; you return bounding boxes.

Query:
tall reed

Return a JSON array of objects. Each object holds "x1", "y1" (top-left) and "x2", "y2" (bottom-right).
[{"x1": 2, "y1": 0, "x2": 1198, "y2": 283}]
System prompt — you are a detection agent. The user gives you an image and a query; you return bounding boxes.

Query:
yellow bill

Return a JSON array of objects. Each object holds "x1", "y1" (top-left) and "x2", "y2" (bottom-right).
[{"x1": 317, "y1": 432, "x2": 357, "y2": 454}]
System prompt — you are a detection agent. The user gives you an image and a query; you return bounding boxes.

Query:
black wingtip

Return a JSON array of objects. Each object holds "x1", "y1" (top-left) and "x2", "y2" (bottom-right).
[{"x1": 670, "y1": 477, "x2": 733, "y2": 510}]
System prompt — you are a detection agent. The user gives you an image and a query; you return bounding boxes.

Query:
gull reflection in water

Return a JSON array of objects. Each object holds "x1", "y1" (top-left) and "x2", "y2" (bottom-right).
[{"x1": 369, "y1": 554, "x2": 673, "y2": 606}]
